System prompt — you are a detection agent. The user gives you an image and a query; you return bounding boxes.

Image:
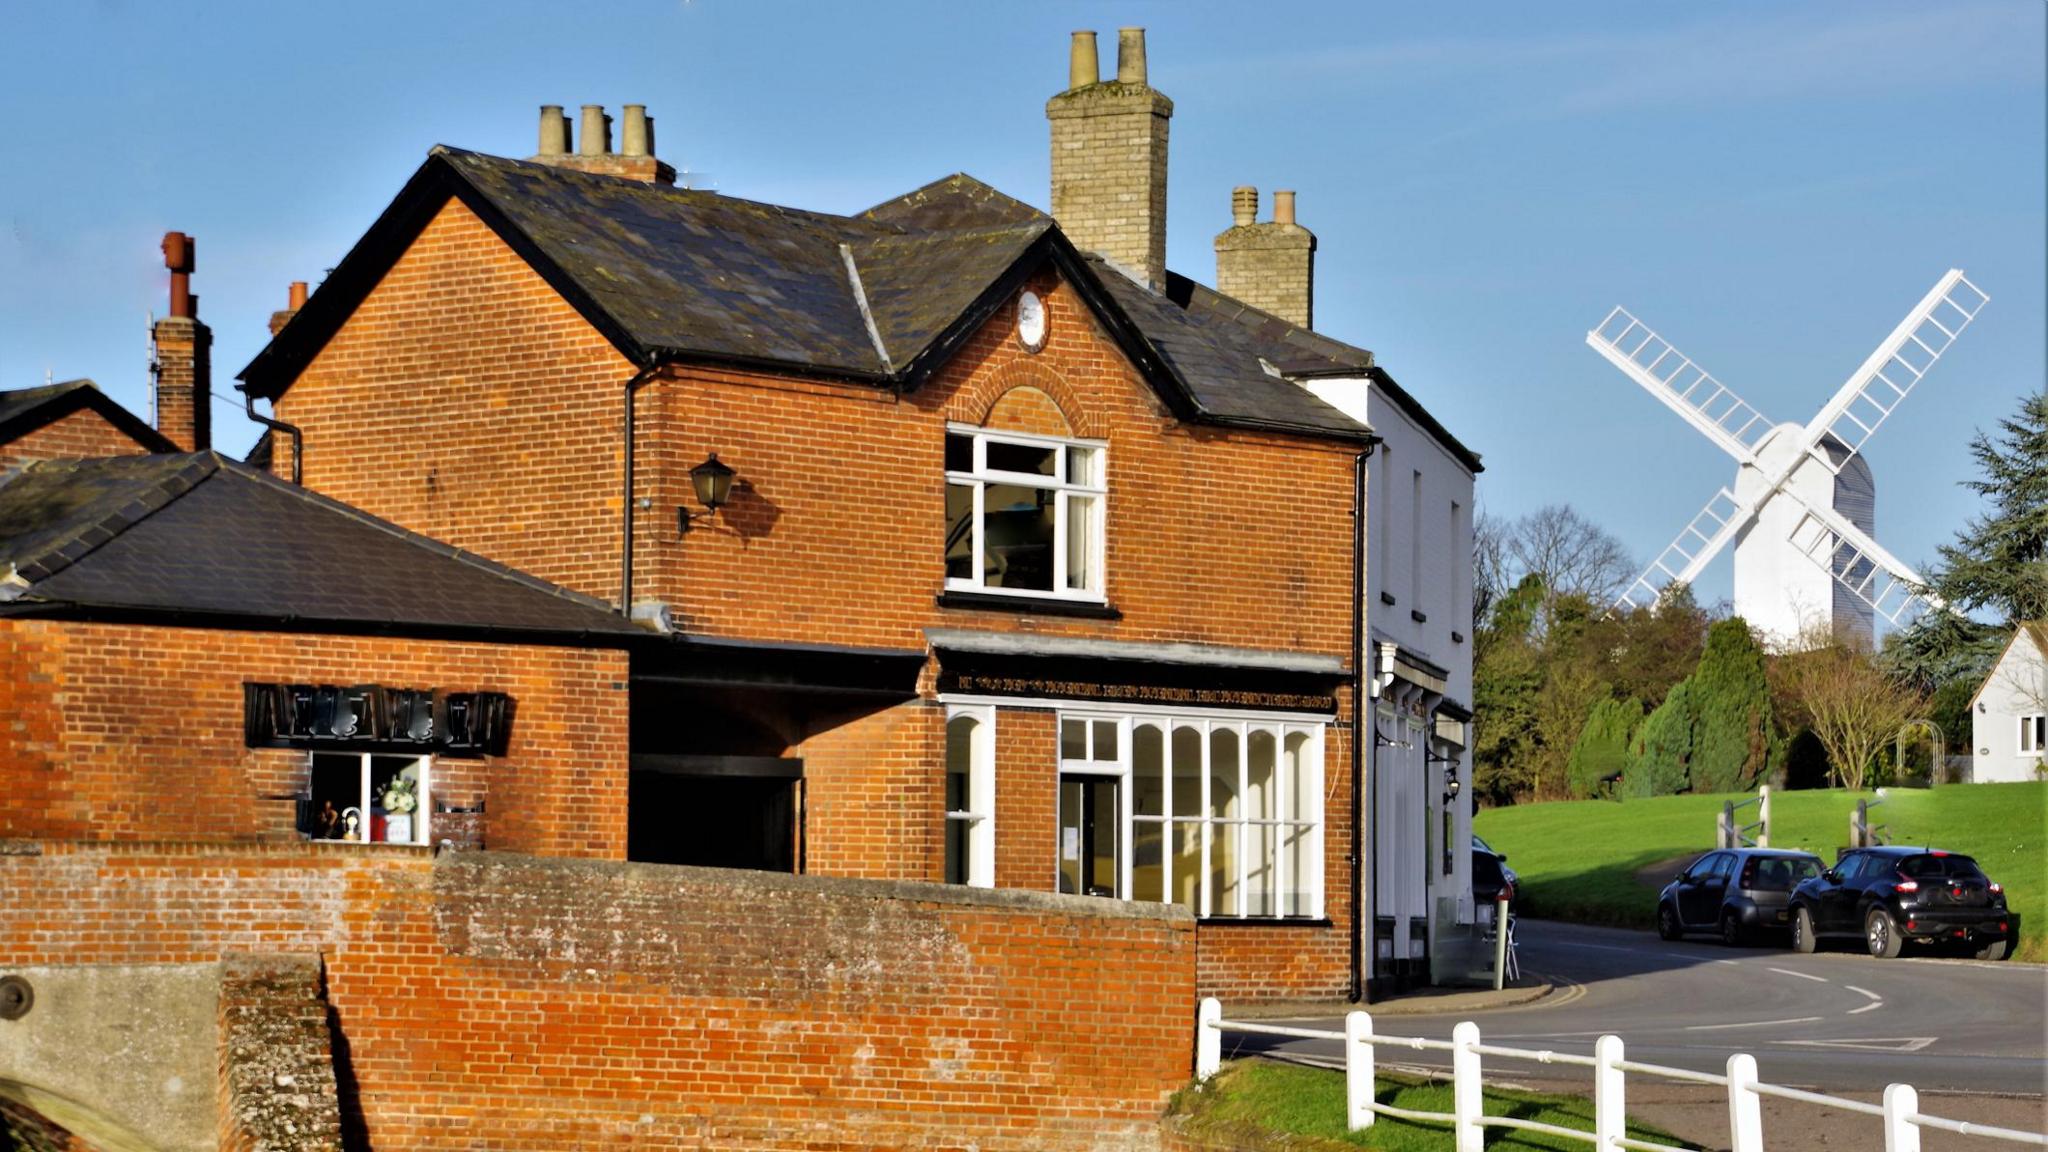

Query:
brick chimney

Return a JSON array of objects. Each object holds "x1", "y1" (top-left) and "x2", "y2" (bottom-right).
[
  {"x1": 1047, "y1": 28, "x2": 1173, "y2": 290},
  {"x1": 529, "y1": 104, "x2": 676, "y2": 185},
  {"x1": 1214, "y1": 187, "x2": 1316, "y2": 329},
  {"x1": 151, "y1": 231, "x2": 211, "y2": 453},
  {"x1": 268, "y1": 281, "x2": 309, "y2": 337}
]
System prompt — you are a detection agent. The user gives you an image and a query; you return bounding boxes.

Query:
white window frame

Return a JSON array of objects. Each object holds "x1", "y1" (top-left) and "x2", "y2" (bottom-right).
[
  {"x1": 944, "y1": 423, "x2": 1108, "y2": 603},
  {"x1": 311, "y1": 752, "x2": 432, "y2": 845},
  {"x1": 944, "y1": 705, "x2": 997, "y2": 887},
  {"x1": 2021, "y1": 714, "x2": 2046, "y2": 756},
  {"x1": 1054, "y1": 710, "x2": 1325, "y2": 920}
]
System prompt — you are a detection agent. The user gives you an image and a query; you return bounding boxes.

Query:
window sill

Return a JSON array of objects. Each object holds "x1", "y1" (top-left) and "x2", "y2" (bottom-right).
[
  {"x1": 936, "y1": 591, "x2": 1122, "y2": 620},
  {"x1": 1196, "y1": 917, "x2": 1335, "y2": 928}
]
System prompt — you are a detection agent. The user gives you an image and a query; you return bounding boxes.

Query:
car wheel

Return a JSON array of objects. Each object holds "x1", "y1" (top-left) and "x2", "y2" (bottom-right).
[
  {"x1": 1657, "y1": 903, "x2": 1682, "y2": 941},
  {"x1": 1720, "y1": 911, "x2": 1744, "y2": 947},
  {"x1": 1974, "y1": 940, "x2": 2010, "y2": 962},
  {"x1": 1792, "y1": 907, "x2": 1817, "y2": 954},
  {"x1": 1866, "y1": 908, "x2": 1904, "y2": 959}
]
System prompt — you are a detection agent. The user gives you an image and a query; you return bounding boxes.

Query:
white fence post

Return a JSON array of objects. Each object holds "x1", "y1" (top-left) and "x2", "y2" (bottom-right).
[
  {"x1": 1594, "y1": 1034, "x2": 1625, "y2": 1150},
  {"x1": 1196, "y1": 997, "x2": 1222, "y2": 1081},
  {"x1": 1344, "y1": 1010, "x2": 1374, "y2": 1132},
  {"x1": 1758, "y1": 784, "x2": 1771, "y2": 847},
  {"x1": 1726, "y1": 1053, "x2": 1764, "y2": 1152},
  {"x1": 1883, "y1": 1083, "x2": 1922, "y2": 1152},
  {"x1": 1453, "y1": 1021, "x2": 1483, "y2": 1152}
]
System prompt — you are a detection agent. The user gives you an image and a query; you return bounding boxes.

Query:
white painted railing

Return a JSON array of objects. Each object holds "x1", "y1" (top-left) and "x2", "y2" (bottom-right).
[{"x1": 1195, "y1": 998, "x2": 2047, "y2": 1151}]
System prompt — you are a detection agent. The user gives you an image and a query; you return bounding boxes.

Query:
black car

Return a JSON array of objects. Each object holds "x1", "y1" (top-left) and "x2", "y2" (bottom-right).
[
  {"x1": 1657, "y1": 848, "x2": 1824, "y2": 945},
  {"x1": 1472, "y1": 834, "x2": 1519, "y2": 896},
  {"x1": 1790, "y1": 846, "x2": 2019, "y2": 960}
]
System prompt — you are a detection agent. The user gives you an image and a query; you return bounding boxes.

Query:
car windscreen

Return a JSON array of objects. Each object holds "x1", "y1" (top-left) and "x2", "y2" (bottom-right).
[
  {"x1": 1746, "y1": 856, "x2": 1821, "y2": 891},
  {"x1": 1898, "y1": 854, "x2": 1988, "y2": 881}
]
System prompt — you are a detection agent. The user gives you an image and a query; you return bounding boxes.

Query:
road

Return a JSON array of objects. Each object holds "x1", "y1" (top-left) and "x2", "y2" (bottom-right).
[{"x1": 1223, "y1": 919, "x2": 2048, "y2": 1099}]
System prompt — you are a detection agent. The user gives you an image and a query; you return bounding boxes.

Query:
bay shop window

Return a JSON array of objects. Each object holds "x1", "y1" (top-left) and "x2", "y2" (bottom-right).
[
  {"x1": 944, "y1": 426, "x2": 1106, "y2": 600},
  {"x1": 1057, "y1": 713, "x2": 1325, "y2": 919}
]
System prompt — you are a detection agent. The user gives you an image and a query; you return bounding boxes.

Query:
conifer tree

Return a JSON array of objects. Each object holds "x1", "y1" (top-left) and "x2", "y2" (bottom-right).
[
  {"x1": 1687, "y1": 618, "x2": 1775, "y2": 793},
  {"x1": 1567, "y1": 696, "x2": 1641, "y2": 799}
]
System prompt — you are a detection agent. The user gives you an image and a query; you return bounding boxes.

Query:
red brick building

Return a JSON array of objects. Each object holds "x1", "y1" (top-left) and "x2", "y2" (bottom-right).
[{"x1": 233, "y1": 33, "x2": 1383, "y2": 1002}]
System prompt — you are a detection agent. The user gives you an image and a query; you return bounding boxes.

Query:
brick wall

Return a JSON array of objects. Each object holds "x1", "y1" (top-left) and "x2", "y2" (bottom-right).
[
  {"x1": 0, "y1": 618, "x2": 629, "y2": 858},
  {"x1": 152, "y1": 316, "x2": 211, "y2": 453},
  {"x1": 1214, "y1": 222, "x2": 1315, "y2": 331},
  {"x1": 797, "y1": 698, "x2": 942, "y2": 881},
  {"x1": 271, "y1": 199, "x2": 634, "y2": 607},
  {"x1": 218, "y1": 954, "x2": 344, "y2": 1152},
  {"x1": 0, "y1": 844, "x2": 1195, "y2": 1151},
  {"x1": 0, "y1": 408, "x2": 155, "y2": 470}
]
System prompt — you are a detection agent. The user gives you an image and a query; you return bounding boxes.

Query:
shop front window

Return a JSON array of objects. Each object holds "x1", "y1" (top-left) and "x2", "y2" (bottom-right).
[
  {"x1": 944, "y1": 707, "x2": 995, "y2": 886},
  {"x1": 304, "y1": 753, "x2": 431, "y2": 845},
  {"x1": 1060, "y1": 713, "x2": 1324, "y2": 919},
  {"x1": 944, "y1": 426, "x2": 1105, "y2": 600}
]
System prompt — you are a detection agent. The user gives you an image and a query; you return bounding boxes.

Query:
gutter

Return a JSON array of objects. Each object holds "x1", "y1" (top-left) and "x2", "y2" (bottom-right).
[
  {"x1": 620, "y1": 363, "x2": 662, "y2": 615},
  {"x1": 239, "y1": 385, "x2": 303, "y2": 485}
]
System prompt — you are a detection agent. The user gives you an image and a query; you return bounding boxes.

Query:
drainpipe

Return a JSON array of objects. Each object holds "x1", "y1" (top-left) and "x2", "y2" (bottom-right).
[
  {"x1": 239, "y1": 385, "x2": 302, "y2": 485},
  {"x1": 1350, "y1": 445, "x2": 1371, "y2": 1003},
  {"x1": 620, "y1": 364, "x2": 661, "y2": 614}
]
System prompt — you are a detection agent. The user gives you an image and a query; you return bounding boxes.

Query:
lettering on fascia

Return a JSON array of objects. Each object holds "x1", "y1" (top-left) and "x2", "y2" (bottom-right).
[{"x1": 944, "y1": 673, "x2": 1332, "y2": 713}]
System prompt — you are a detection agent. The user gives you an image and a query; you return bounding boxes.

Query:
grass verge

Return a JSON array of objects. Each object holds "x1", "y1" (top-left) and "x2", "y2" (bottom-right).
[
  {"x1": 1473, "y1": 781, "x2": 2045, "y2": 962},
  {"x1": 1170, "y1": 1061, "x2": 1698, "y2": 1151}
]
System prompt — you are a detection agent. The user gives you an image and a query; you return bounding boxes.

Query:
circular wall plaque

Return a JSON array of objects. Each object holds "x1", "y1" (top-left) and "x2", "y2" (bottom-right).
[{"x1": 1016, "y1": 291, "x2": 1047, "y2": 352}]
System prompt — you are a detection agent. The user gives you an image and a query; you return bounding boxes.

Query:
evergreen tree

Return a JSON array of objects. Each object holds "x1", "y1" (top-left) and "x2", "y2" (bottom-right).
[
  {"x1": 1888, "y1": 393, "x2": 2048, "y2": 689},
  {"x1": 1627, "y1": 681, "x2": 1695, "y2": 797},
  {"x1": 1567, "y1": 696, "x2": 1641, "y2": 799},
  {"x1": 1687, "y1": 618, "x2": 1775, "y2": 793},
  {"x1": 1472, "y1": 574, "x2": 1545, "y2": 803}
]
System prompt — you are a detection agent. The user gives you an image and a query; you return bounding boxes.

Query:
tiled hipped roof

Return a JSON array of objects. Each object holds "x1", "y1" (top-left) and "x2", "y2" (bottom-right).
[
  {"x1": 0, "y1": 452, "x2": 641, "y2": 641},
  {"x1": 239, "y1": 150, "x2": 1373, "y2": 445}
]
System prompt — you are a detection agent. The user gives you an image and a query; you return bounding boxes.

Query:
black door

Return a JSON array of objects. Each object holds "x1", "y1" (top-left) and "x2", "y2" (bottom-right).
[
  {"x1": 628, "y1": 760, "x2": 801, "y2": 872},
  {"x1": 1817, "y1": 853, "x2": 1866, "y2": 932},
  {"x1": 1058, "y1": 774, "x2": 1121, "y2": 898},
  {"x1": 1678, "y1": 853, "x2": 1731, "y2": 927}
]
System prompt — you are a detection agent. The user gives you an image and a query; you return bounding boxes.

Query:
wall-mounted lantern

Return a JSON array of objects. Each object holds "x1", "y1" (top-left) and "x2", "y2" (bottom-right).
[{"x1": 679, "y1": 453, "x2": 735, "y2": 533}]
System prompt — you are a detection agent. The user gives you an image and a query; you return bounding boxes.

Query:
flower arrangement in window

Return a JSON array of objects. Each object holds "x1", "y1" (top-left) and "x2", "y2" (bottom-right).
[{"x1": 380, "y1": 774, "x2": 419, "y2": 816}]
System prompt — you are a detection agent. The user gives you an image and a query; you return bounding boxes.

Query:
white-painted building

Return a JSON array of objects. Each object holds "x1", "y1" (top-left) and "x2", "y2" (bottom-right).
[
  {"x1": 1969, "y1": 622, "x2": 2047, "y2": 784},
  {"x1": 1305, "y1": 367, "x2": 1483, "y2": 993}
]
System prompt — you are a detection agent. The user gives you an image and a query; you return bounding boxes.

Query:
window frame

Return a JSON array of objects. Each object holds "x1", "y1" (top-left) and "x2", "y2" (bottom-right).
[
  {"x1": 1054, "y1": 709, "x2": 1326, "y2": 921},
  {"x1": 309, "y1": 751, "x2": 432, "y2": 846},
  {"x1": 944, "y1": 705, "x2": 996, "y2": 887},
  {"x1": 2020, "y1": 713, "x2": 2046, "y2": 755},
  {"x1": 944, "y1": 423, "x2": 1108, "y2": 603}
]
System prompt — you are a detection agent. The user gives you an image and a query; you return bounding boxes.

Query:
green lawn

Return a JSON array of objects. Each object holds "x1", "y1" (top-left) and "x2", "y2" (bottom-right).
[
  {"x1": 1474, "y1": 781, "x2": 2047, "y2": 962},
  {"x1": 1171, "y1": 1061, "x2": 1696, "y2": 1151}
]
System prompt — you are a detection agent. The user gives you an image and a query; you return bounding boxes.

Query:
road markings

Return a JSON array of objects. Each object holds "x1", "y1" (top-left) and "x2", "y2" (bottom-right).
[
  {"x1": 1776, "y1": 1037, "x2": 1936, "y2": 1053},
  {"x1": 1848, "y1": 1001, "x2": 1884, "y2": 1015},
  {"x1": 1768, "y1": 967, "x2": 1830, "y2": 984},
  {"x1": 1683, "y1": 1016, "x2": 1824, "y2": 1032},
  {"x1": 1844, "y1": 985, "x2": 1884, "y2": 1015}
]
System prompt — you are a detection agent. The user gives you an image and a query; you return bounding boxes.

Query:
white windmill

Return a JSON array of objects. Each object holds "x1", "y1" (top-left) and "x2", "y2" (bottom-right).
[{"x1": 1587, "y1": 270, "x2": 1989, "y2": 647}]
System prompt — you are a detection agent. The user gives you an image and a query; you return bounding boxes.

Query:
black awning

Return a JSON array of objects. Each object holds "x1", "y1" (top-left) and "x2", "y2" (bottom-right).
[{"x1": 632, "y1": 635, "x2": 926, "y2": 698}]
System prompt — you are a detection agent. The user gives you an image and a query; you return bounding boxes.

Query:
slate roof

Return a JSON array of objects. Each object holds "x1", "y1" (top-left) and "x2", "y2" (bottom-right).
[
  {"x1": 0, "y1": 452, "x2": 641, "y2": 642},
  {"x1": 0, "y1": 379, "x2": 177, "y2": 455},
  {"x1": 238, "y1": 150, "x2": 1373, "y2": 444}
]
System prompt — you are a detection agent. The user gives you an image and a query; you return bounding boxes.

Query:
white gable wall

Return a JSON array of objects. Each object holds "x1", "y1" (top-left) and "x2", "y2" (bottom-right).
[{"x1": 1972, "y1": 627, "x2": 2047, "y2": 784}]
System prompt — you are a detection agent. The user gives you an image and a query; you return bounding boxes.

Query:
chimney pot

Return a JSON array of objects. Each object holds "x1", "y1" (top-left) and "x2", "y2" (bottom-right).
[
  {"x1": 1231, "y1": 186, "x2": 1258, "y2": 228},
  {"x1": 1116, "y1": 28, "x2": 1148, "y2": 85},
  {"x1": 152, "y1": 231, "x2": 211, "y2": 452},
  {"x1": 288, "y1": 281, "x2": 309, "y2": 309},
  {"x1": 538, "y1": 105, "x2": 569, "y2": 156},
  {"x1": 621, "y1": 105, "x2": 650, "y2": 157},
  {"x1": 578, "y1": 105, "x2": 610, "y2": 155},
  {"x1": 1274, "y1": 189, "x2": 1297, "y2": 226},
  {"x1": 1068, "y1": 30, "x2": 1100, "y2": 90}
]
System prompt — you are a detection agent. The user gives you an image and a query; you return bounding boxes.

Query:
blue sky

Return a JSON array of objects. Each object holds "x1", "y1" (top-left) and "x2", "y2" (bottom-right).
[{"x1": 1, "y1": 1, "x2": 2041, "y2": 608}]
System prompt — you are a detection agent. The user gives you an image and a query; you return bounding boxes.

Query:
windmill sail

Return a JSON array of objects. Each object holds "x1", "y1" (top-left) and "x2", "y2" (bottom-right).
[
  {"x1": 1782, "y1": 496, "x2": 1934, "y2": 626},
  {"x1": 1612, "y1": 487, "x2": 1756, "y2": 613},
  {"x1": 1587, "y1": 308, "x2": 1773, "y2": 465},
  {"x1": 1802, "y1": 270, "x2": 1989, "y2": 474}
]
